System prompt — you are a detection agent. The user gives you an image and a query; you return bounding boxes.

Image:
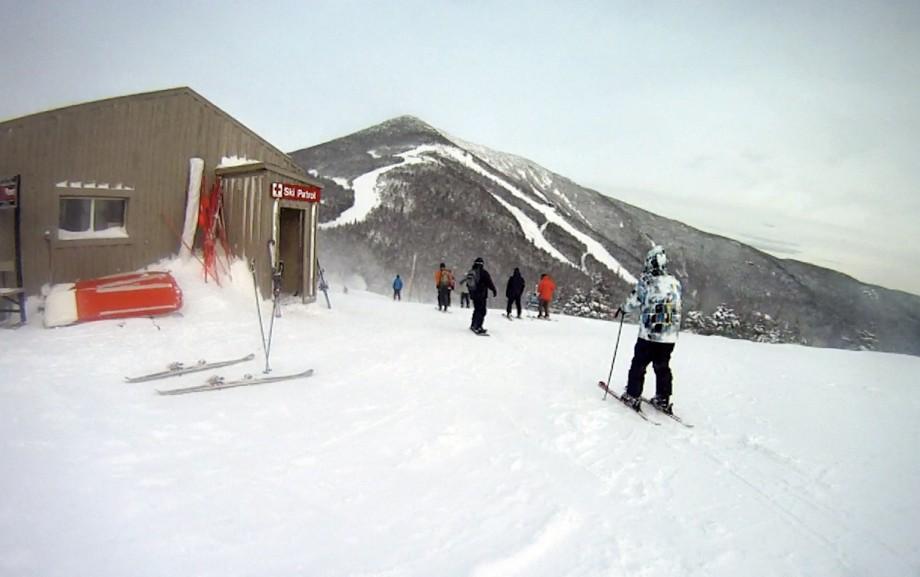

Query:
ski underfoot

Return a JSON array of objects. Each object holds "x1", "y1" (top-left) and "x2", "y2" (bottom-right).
[
  {"x1": 640, "y1": 397, "x2": 693, "y2": 427},
  {"x1": 597, "y1": 381, "x2": 659, "y2": 425}
]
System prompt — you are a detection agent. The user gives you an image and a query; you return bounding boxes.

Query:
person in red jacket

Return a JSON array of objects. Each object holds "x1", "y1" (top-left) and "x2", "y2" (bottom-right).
[{"x1": 536, "y1": 273, "x2": 557, "y2": 319}]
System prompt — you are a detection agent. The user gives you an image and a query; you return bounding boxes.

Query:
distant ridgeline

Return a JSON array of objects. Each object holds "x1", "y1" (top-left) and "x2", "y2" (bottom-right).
[{"x1": 290, "y1": 116, "x2": 920, "y2": 357}]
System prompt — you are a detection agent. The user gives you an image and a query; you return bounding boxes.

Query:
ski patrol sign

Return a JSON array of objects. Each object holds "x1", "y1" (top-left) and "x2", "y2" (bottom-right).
[{"x1": 271, "y1": 181, "x2": 321, "y2": 203}]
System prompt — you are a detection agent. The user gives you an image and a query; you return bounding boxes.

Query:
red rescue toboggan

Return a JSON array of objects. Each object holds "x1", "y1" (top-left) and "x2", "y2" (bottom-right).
[{"x1": 44, "y1": 271, "x2": 183, "y2": 327}]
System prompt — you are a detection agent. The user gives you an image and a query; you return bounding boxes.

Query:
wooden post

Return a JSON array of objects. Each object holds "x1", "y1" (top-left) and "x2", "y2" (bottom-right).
[{"x1": 406, "y1": 252, "x2": 417, "y2": 301}]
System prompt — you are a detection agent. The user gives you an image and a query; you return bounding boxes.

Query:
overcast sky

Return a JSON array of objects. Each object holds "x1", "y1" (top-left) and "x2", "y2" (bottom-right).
[{"x1": 3, "y1": 0, "x2": 918, "y2": 294}]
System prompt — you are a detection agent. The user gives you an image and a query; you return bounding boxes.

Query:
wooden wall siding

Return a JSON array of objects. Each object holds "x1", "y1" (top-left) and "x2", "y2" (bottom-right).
[
  {"x1": 222, "y1": 173, "x2": 267, "y2": 258},
  {"x1": 0, "y1": 88, "x2": 306, "y2": 295},
  {"x1": 220, "y1": 172, "x2": 275, "y2": 299}
]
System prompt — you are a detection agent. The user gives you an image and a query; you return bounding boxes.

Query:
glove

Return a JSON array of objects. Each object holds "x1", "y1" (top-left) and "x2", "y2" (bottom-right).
[
  {"x1": 492, "y1": 289, "x2": 498, "y2": 297},
  {"x1": 614, "y1": 307, "x2": 624, "y2": 319}
]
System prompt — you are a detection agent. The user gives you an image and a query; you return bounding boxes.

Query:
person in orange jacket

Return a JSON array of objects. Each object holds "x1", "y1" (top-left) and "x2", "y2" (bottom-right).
[
  {"x1": 536, "y1": 273, "x2": 557, "y2": 319},
  {"x1": 434, "y1": 263, "x2": 454, "y2": 311}
]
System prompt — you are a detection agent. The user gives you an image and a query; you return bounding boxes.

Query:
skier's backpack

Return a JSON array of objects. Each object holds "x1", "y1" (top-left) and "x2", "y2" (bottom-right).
[{"x1": 464, "y1": 268, "x2": 480, "y2": 293}]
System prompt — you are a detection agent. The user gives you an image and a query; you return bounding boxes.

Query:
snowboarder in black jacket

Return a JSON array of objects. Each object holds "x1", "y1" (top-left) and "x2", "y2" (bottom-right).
[
  {"x1": 467, "y1": 257, "x2": 497, "y2": 334},
  {"x1": 505, "y1": 268, "x2": 525, "y2": 318}
]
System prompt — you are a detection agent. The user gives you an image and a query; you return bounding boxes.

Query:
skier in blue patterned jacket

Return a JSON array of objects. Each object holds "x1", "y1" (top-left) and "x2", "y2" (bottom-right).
[{"x1": 616, "y1": 245, "x2": 682, "y2": 414}]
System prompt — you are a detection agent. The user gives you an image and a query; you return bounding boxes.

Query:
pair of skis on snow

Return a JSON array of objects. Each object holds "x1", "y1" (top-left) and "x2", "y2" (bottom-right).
[
  {"x1": 125, "y1": 352, "x2": 314, "y2": 395},
  {"x1": 126, "y1": 241, "x2": 316, "y2": 395},
  {"x1": 596, "y1": 316, "x2": 691, "y2": 427},
  {"x1": 156, "y1": 367, "x2": 314, "y2": 395},
  {"x1": 596, "y1": 381, "x2": 693, "y2": 428}
]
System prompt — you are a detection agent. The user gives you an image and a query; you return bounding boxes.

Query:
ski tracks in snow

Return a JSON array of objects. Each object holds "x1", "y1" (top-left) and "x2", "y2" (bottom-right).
[
  {"x1": 501, "y1": 376, "x2": 911, "y2": 577},
  {"x1": 677, "y1": 427, "x2": 913, "y2": 577},
  {"x1": 469, "y1": 509, "x2": 582, "y2": 577}
]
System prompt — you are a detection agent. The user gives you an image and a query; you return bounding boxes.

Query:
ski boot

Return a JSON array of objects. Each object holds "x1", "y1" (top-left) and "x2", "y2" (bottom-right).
[
  {"x1": 650, "y1": 396, "x2": 673, "y2": 415},
  {"x1": 619, "y1": 393, "x2": 641, "y2": 411}
]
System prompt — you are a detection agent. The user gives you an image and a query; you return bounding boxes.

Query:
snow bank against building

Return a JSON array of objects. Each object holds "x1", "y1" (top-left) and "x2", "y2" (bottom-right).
[{"x1": 1, "y1": 257, "x2": 918, "y2": 576}]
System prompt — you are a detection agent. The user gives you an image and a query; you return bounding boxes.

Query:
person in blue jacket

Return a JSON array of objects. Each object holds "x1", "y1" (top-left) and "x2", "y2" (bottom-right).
[{"x1": 392, "y1": 274, "x2": 403, "y2": 301}]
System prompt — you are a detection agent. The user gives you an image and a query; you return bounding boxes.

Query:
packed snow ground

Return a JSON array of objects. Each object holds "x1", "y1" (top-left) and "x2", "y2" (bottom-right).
[{"x1": 1, "y1": 258, "x2": 919, "y2": 577}]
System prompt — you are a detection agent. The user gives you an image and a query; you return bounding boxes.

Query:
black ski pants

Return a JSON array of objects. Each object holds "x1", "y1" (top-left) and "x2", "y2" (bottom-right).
[
  {"x1": 471, "y1": 296, "x2": 488, "y2": 330},
  {"x1": 625, "y1": 338, "x2": 675, "y2": 399},
  {"x1": 437, "y1": 286, "x2": 450, "y2": 310},
  {"x1": 506, "y1": 295, "x2": 522, "y2": 317}
]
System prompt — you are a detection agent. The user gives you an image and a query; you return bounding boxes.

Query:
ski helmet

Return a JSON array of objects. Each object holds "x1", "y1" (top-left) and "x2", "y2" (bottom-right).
[
  {"x1": 474, "y1": 257, "x2": 484, "y2": 266},
  {"x1": 644, "y1": 245, "x2": 667, "y2": 273}
]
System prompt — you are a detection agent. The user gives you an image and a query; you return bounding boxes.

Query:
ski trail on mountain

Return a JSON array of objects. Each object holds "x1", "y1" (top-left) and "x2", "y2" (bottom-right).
[
  {"x1": 488, "y1": 192, "x2": 574, "y2": 266},
  {"x1": 323, "y1": 140, "x2": 637, "y2": 282},
  {"x1": 429, "y1": 144, "x2": 637, "y2": 283},
  {"x1": 320, "y1": 146, "x2": 432, "y2": 228}
]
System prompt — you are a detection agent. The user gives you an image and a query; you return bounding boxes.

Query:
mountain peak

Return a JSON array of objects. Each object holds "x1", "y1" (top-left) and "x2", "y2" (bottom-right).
[
  {"x1": 379, "y1": 115, "x2": 436, "y2": 131},
  {"x1": 334, "y1": 114, "x2": 452, "y2": 151},
  {"x1": 363, "y1": 115, "x2": 447, "y2": 142}
]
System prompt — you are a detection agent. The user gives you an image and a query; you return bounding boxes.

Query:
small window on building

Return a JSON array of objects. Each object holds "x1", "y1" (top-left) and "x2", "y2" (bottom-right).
[{"x1": 59, "y1": 197, "x2": 128, "y2": 240}]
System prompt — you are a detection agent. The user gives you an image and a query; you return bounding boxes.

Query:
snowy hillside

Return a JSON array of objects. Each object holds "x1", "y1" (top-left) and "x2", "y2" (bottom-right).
[
  {"x1": 1, "y1": 260, "x2": 919, "y2": 577},
  {"x1": 316, "y1": 140, "x2": 635, "y2": 285}
]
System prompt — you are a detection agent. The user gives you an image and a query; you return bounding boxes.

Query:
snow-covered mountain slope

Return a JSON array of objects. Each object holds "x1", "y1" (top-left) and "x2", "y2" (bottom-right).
[
  {"x1": 320, "y1": 144, "x2": 435, "y2": 229},
  {"x1": 314, "y1": 138, "x2": 635, "y2": 285},
  {"x1": 1, "y1": 260, "x2": 918, "y2": 576},
  {"x1": 289, "y1": 116, "x2": 920, "y2": 356}
]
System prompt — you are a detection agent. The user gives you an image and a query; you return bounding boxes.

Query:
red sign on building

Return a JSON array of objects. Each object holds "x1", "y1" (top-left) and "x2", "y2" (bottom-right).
[{"x1": 271, "y1": 181, "x2": 321, "y2": 203}]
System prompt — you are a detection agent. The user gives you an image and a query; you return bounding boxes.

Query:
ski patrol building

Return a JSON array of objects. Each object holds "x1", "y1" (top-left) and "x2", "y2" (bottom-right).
[{"x1": 0, "y1": 87, "x2": 322, "y2": 318}]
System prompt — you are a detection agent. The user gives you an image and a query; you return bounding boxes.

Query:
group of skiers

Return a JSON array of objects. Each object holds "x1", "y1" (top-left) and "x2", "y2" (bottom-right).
[
  {"x1": 429, "y1": 259, "x2": 499, "y2": 333},
  {"x1": 390, "y1": 259, "x2": 562, "y2": 334},
  {"x1": 388, "y1": 245, "x2": 683, "y2": 414},
  {"x1": 502, "y1": 269, "x2": 557, "y2": 320},
  {"x1": 428, "y1": 259, "x2": 561, "y2": 334}
]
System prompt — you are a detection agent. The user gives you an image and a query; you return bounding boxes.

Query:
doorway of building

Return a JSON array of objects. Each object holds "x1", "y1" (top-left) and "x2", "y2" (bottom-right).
[{"x1": 278, "y1": 207, "x2": 304, "y2": 296}]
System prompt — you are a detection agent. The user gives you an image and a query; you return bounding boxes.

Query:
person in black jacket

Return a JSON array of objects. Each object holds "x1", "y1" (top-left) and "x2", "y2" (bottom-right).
[
  {"x1": 467, "y1": 257, "x2": 497, "y2": 334},
  {"x1": 505, "y1": 268, "x2": 525, "y2": 319}
]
